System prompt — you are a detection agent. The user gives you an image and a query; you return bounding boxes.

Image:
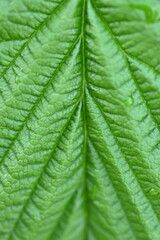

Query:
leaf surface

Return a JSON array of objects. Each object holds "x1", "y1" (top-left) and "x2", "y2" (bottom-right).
[{"x1": 0, "y1": 0, "x2": 160, "y2": 239}]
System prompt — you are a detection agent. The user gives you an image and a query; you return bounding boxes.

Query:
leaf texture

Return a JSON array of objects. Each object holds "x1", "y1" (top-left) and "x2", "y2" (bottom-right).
[{"x1": 0, "y1": 0, "x2": 160, "y2": 239}]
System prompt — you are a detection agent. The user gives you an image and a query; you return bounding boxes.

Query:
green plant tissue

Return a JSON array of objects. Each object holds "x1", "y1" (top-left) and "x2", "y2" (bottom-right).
[{"x1": 0, "y1": 0, "x2": 160, "y2": 239}]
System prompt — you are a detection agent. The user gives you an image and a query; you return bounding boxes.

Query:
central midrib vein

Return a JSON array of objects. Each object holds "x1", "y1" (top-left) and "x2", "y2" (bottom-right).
[{"x1": 81, "y1": 0, "x2": 89, "y2": 239}]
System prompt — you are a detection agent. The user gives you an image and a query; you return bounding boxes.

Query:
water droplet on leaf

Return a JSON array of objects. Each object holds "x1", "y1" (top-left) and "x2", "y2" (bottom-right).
[
  {"x1": 149, "y1": 188, "x2": 159, "y2": 196},
  {"x1": 15, "y1": 78, "x2": 21, "y2": 84},
  {"x1": 124, "y1": 96, "x2": 134, "y2": 106},
  {"x1": 130, "y1": 4, "x2": 159, "y2": 23}
]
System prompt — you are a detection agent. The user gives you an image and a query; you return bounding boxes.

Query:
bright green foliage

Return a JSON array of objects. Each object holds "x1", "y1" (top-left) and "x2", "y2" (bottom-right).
[{"x1": 0, "y1": 0, "x2": 160, "y2": 239}]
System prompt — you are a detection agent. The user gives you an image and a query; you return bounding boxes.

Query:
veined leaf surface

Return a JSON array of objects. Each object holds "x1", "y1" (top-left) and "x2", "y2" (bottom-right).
[{"x1": 0, "y1": 0, "x2": 160, "y2": 239}]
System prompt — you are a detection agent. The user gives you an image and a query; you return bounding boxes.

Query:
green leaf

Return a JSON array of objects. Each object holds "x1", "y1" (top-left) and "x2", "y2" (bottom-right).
[{"x1": 0, "y1": 0, "x2": 160, "y2": 239}]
